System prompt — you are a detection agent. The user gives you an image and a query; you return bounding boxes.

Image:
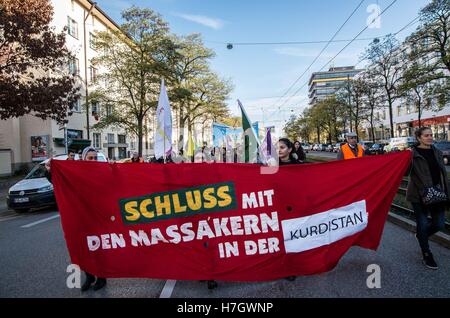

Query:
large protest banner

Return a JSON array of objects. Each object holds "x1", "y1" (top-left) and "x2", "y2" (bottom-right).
[{"x1": 52, "y1": 151, "x2": 411, "y2": 281}]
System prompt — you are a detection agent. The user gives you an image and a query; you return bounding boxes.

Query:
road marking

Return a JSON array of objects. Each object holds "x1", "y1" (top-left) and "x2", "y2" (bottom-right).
[
  {"x1": 20, "y1": 214, "x2": 60, "y2": 228},
  {"x1": 0, "y1": 215, "x2": 24, "y2": 222},
  {"x1": 159, "y1": 280, "x2": 177, "y2": 298}
]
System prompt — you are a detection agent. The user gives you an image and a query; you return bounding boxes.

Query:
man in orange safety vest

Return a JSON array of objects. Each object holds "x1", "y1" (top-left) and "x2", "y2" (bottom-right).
[{"x1": 337, "y1": 132, "x2": 365, "y2": 160}]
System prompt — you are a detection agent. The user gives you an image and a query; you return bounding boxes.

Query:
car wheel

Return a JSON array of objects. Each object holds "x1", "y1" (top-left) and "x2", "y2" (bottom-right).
[
  {"x1": 14, "y1": 208, "x2": 30, "y2": 213},
  {"x1": 444, "y1": 157, "x2": 448, "y2": 165}
]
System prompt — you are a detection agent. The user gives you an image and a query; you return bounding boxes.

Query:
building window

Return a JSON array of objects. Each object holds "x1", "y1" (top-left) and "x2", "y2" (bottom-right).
[
  {"x1": 406, "y1": 104, "x2": 411, "y2": 114},
  {"x1": 382, "y1": 110, "x2": 386, "y2": 120},
  {"x1": 91, "y1": 101, "x2": 99, "y2": 114},
  {"x1": 67, "y1": 129, "x2": 83, "y2": 140},
  {"x1": 89, "y1": 65, "x2": 98, "y2": 83},
  {"x1": 397, "y1": 106, "x2": 402, "y2": 117},
  {"x1": 89, "y1": 32, "x2": 97, "y2": 50},
  {"x1": 71, "y1": 0, "x2": 75, "y2": 11},
  {"x1": 106, "y1": 105, "x2": 113, "y2": 116},
  {"x1": 107, "y1": 133, "x2": 115, "y2": 144},
  {"x1": 67, "y1": 16, "x2": 78, "y2": 39},
  {"x1": 118, "y1": 135, "x2": 126, "y2": 144},
  {"x1": 71, "y1": 99, "x2": 81, "y2": 112},
  {"x1": 93, "y1": 133, "x2": 101, "y2": 148},
  {"x1": 130, "y1": 139, "x2": 135, "y2": 150},
  {"x1": 68, "y1": 57, "x2": 79, "y2": 75}
]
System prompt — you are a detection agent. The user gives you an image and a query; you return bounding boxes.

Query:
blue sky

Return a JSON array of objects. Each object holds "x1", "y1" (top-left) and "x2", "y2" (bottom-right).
[{"x1": 94, "y1": 0, "x2": 431, "y2": 134}]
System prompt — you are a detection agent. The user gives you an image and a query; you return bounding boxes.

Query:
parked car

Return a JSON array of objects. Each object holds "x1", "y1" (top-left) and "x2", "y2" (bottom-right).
[
  {"x1": 333, "y1": 143, "x2": 343, "y2": 153},
  {"x1": 301, "y1": 143, "x2": 310, "y2": 153},
  {"x1": 433, "y1": 141, "x2": 450, "y2": 165},
  {"x1": 385, "y1": 137, "x2": 416, "y2": 152},
  {"x1": 368, "y1": 143, "x2": 387, "y2": 155},
  {"x1": 6, "y1": 152, "x2": 107, "y2": 213},
  {"x1": 359, "y1": 141, "x2": 374, "y2": 151},
  {"x1": 325, "y1": 144, "x2": 334, "y2": 152}
]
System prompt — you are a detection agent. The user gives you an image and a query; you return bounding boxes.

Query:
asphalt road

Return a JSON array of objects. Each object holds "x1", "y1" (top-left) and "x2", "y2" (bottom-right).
[{"x1": 0, "y1": 206, "x2": 449, "y2": 298}]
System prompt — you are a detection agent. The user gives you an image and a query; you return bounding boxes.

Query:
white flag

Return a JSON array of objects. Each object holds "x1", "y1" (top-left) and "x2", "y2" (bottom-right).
[{"x1": 155, "y1": 79, "x2": 172, "y2": 159}]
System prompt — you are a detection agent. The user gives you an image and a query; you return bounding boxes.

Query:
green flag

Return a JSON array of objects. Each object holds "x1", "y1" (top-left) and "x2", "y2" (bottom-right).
[{"x1": 238, "y1": 99, "x2": 259, "y2": 163}]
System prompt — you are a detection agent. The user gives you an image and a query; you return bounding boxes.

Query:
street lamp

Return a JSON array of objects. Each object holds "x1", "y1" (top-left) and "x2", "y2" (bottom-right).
[{"x1": 84, "y1": 2, "x2": 96, "y2": 142}]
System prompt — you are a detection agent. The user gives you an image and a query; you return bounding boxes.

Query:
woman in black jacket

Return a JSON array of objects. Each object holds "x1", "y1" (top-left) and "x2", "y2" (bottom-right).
[
  {"x1": 406, "y1": 127, "x2": 448, "y2": 270},
  {"x1": 292, "y1": 141, "x2": 306, "y2": 162}
]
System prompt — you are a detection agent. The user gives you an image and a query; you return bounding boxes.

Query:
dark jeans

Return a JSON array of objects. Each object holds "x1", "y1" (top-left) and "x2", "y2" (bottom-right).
[{"x1": 412, "y1": 202, "x2": 446, "y2": 253}]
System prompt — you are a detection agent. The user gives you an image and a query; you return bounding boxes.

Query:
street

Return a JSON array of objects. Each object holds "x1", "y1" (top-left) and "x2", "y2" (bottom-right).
[{"x1": 0, "y1": 204, "x2": 449, "y2": 298}]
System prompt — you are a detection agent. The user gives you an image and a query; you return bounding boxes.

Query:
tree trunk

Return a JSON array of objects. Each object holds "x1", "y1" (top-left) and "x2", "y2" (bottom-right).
[
  {"x1": 178, "y1": 105, "x2": 185, "y2": 151},
  {"x1": 387, "y1": 91, "x2": 394, "y2": 138},
  {"x1": 137, "y1": 117, "x2": 143, "y2": 157}
]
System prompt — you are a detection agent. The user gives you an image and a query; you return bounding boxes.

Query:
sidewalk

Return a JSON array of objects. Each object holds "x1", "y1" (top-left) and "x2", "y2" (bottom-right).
[{"x1": 0, "y1": 175, "x2": 24, "y2": 191}]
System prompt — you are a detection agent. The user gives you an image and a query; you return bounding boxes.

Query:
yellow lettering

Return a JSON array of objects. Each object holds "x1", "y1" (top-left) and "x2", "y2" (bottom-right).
[
  {"x1": 172, "y1": 193, "x2": 187, "y2": 213},
  {"x1": 155, "y1": 195, "x2": 172, "y2": 216},
  {"x1": 124, "y1": 201, "x2": 140, "y2": 221},
  {"x1": 203, "y1": 187, "x2": 217, "y2": 209},
  {"x1": 217, "y1": 186, "x2": 232, "y2": 207},
  {"x1": 186, "y1": 190, "x2": 202, "y2": 211},
  {"x1": 140, "y1": 198, "x2": 154, "y2": 219}
]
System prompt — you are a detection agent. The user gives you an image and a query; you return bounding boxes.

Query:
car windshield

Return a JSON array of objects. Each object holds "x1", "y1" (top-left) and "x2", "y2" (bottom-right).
[{"x1": 25, "y1": 164, "x2": 47, "y2": 180}]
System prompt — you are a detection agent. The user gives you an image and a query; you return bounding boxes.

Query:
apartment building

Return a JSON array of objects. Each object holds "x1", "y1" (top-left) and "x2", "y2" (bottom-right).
[{"x1": 0, "y1": 0, "x2": 148, "y2": 175}]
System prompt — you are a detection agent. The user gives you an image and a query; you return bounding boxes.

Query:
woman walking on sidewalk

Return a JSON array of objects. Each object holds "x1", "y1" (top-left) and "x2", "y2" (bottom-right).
[{"x1": 407, "y1": 127, "x2": 448, "y2": 270}]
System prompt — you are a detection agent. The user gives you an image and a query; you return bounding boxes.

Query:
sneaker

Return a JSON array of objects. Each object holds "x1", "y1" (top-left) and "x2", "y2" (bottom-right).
[
  {"x1": 92, "y1": 278, "x2": 107, "y2": 291},
  {"x1": 422, "y1": 252, "x2": 438, "y2": 270}
]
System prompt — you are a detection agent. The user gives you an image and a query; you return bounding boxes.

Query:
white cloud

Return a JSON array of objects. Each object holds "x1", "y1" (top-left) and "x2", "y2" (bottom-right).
[{"x1": 173, "y1": 13, "x2": 225, "y2": 30}]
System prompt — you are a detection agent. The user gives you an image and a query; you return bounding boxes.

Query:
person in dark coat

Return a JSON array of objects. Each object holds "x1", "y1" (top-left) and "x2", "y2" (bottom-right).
[
  {"x1": 292, "y1": 141, "x2": 306, "y2": 162},
  {"x1": 79, "y1": 147, "x2": 107, "y2": 291},
  {"x1": 406, "y1": 127, "x2": 448, "y2": 270}
]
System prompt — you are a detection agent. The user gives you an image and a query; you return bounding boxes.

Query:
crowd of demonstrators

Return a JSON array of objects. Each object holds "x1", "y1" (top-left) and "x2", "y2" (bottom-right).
[
  {"x1": 130, "y1": 152, "x2": 142, "y2": 163},
  {"x1": 47, "y1": 129, "x2": 448, "y2": 295},
  {"x1": 406, "y1": 127, "x2": 448, "y2": 270}
]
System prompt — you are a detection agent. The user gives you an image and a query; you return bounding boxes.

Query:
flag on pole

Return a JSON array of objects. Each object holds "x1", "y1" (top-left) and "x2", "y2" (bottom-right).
[
  {"x1": 155, "y1": 79, "x2": 172, "y2": 160},
  {"x1": 186, "y1": 130, "x2": 195, "y2": 158},
  {"x1": 238, "y1": 99, "x2": 259, "y2": 163},
  {"x1": 260, "y1": 126, "x2": 275, "y2": 165}
]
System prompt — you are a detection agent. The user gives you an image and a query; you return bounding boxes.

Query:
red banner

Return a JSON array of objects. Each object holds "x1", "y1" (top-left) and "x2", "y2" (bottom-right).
[{"x1": 52, "y1": 151, "x2": 411, "y2": 281}]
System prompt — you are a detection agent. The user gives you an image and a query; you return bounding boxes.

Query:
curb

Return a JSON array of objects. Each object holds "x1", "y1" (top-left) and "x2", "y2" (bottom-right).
[{"x1": 387, "y1": 212, "x2": 450, "y2": 249}]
